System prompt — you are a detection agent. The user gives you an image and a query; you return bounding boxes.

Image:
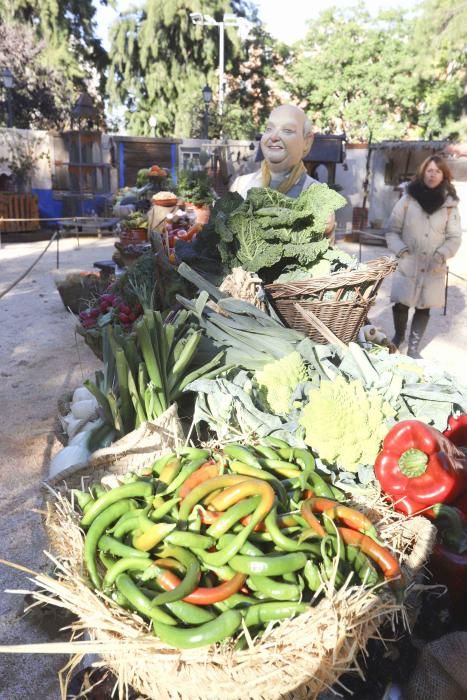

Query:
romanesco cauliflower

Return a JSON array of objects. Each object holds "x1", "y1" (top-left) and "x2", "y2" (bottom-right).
[
  {"x1": 299, "y1": 375, "x2": 395, "y2": 472},
  {"x1": 255, "y1": 352, "x2": 309, "y2": 415}
]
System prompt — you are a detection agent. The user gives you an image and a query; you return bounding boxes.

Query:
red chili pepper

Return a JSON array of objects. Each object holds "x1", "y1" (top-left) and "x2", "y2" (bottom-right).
[
  {"x1": 444, "y1": 413, "x2": 467, "y2": 448},
  {"x1": 374, "y1": 420, "x2": 467, "y2": 516},
  {"x1": 155, "y1": 568, "x2": 247, "y2": 605}
]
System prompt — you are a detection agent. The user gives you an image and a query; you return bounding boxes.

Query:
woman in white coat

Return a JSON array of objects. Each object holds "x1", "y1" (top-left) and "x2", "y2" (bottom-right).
[{"x1": 385, "y1": 155, "x2": 462, "y2": 358}]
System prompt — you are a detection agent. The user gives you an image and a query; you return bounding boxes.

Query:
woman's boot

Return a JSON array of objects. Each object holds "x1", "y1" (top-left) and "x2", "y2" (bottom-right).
[
  {"x1": 392, "y1": 303, "x2": 409, "y2": 348},
  {"x1": 407, "y1": 308, "x2": 430, "y2": 359}
]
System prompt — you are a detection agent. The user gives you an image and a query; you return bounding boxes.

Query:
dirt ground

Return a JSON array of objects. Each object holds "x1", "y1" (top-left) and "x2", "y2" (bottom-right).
[{"x1": 0, "y1": 228, "x2": 466, "y2": 699}]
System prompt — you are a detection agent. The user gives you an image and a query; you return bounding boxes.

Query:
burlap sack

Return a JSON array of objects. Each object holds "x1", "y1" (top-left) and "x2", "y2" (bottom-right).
[
  {"x1": 46, "y1": 403, "x2": 184, "y2": 489},
  {"x1": 406, "y1": 632, "x2": 467, "y2": 700}
]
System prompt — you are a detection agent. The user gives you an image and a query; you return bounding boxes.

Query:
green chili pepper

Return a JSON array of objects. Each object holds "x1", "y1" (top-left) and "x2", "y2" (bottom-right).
[
  {"x1": 253, "y1": 444, "x2": 281, "y2": 460},
  {"x1": 293, "y1": 448, "x2": 316, "y2": 486},
  {"x1": 84, "y1": 499, "x2": 135, "y2": 589},
  {"x1": 152, "y1": 610, "x2": 242, "y2": 649},
  {"x1": 150, "y1": 546, "x2": 200, "y2": 607},
  {"x1": 193, "y1": 479, "x2": 276, "y2": 567},
  {"x1": 259, "y1": 458, "x2": 301, "y2": 479},
  {"x1": 228, "y1": 460, "x2": 274, "y2": 481},
  {"x1": 165, "y1": 599, "x2": 216, "y2": 625},
  {"x1": 229, "y1": 552, "x2": 307, "y2": 577},
  {"x1": 345, "y1": 545, "x2": 380, "y2": 587},
  {"x1": 90, "y1": 483, "x2": 107, "y2": 500},
  {"x1": 243, "y1": 601, "x2": 308, "y2": 627},
  {"x1": 164, "y1": 457, "x2": 209, "y2": 496},
  {"x1": 178, "y1": 474, "x2": 247, "y2": 523},
  {"x1": 111, "y1": 589, "x2": 132, "y2": 609},
  {"x1": 264, "y1": 506, "x2": 321, "y2": 554},
  {"x1": 178, "y1": 447, "x2": 211, "y2": 461},
  {"x1": 98, "y1": 550, "x2": 116, "y2": 570},
  {"x1": 261, "y1": 436, "x2": 291, "y2": 450},
  {"x1": 80, "y1": 482, "x2": 153, "y2": 528},
  {"x1": 303, "y1": 560, "x2": 321, "y2": 592},
  {"x1": 71, "y1": 489, "x2": 93, "y2": 512},
  {"x1": 214, "y1": 593, "x2": 255, "y2": 611},
  {"x1": 217, "y1": 534, "x2": 264, "y2": 557},
  {"x1": 206, "y1": 496, "x2": 260, "y2": 539},
  {"x1": 330, "y1": 485, "x2": 346, "y2": 502},
  {"x1": 111, "y1": 505, "x2": 151, "y2": 533},
  {"x1": 247, "y1": 575, "x2": 302, "y2": 601},
  {"x1": 307, "y1": 471, "x2": 335, "y2": 498},
  {"x1": 150, "y1": 496, "x2": 181, "y2": 521},
  {"x1": 164, "y1": 530, "x2": 215, "y2": 550},
  {"x1": 98, "y1": 534, "x2": 150, "y2": 560},
  {"x1": 320, "y1": 535, "x2": 346, "y2": 587},
  {"x1": 223, "y1": 443, "x2": 263, "y2": 469},
  {"x1": 115, "y1": 574, "x2": 176, "y2": 625},
  {"x1": 152, "y1": 452, "x2": 177, "y2": 476},
  {"x1": 103, "y1": 557, "x2": 153, "y2": 589},
  {"x1": 113, "y1": 513, "x2": 155, "y2": 539}
]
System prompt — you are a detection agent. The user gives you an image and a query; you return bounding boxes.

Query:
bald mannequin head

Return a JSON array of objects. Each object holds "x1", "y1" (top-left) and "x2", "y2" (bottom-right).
[{"x1": 261, "y1": 104, "x2": 314, "y2": 174}]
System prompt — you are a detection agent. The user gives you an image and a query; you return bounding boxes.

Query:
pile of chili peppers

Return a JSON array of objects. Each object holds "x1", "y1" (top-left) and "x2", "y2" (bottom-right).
[
  {"x1": 375, "y1": 417, "x2": 467, "y2": 625},
  {"x1": 75, "y1": 439, "x2": 404, "y2": 650}
]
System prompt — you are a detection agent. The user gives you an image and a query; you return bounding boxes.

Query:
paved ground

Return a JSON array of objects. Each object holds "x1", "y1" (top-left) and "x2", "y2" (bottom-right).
[{"x1": 0, "y1": 228, "x2": 465, "y2": 699}]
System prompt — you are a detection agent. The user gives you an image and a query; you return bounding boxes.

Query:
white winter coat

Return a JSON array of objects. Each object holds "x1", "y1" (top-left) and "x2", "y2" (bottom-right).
[{"x1": 385, "y1": 194, "x2": 462, "y2": 308}]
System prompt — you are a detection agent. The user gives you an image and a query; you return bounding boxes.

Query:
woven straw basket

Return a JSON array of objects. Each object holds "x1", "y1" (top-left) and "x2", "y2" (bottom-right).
[
  {"x1": 39, "y1": 428, "x2": 436, "y2": 700},
  {"x1": 265, "y1": 256, "x2": 397, "y2": 344}
]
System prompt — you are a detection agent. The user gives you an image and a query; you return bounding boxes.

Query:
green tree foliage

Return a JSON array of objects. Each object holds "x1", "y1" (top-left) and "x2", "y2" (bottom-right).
[
  {"x1": 0, "y1": 0, "x2": 109, "y2": 90},
  {"x1": 286, "y1": 2, "x2": 466, "y2": 142},
  {"x1": 0, "y1": 21, "x2": 73, "y2": 128},
  {"x1": 410, "y1": 0, "x2": 467, "y2": 138},
  {"x1": 106, "y1": 0, "x2": 279, "y2": 138},
  {"x1": 287, "y1": 6, "x2": 421, "y2": 142}
]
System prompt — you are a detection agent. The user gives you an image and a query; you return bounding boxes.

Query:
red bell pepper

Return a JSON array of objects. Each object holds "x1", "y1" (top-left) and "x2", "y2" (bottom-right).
[
  {"x1": 444, "y1": 413, "x2": 467, "y2": 448},
  {"x1": 374, "y1": 420, "x2": 467, "y2": 516}
]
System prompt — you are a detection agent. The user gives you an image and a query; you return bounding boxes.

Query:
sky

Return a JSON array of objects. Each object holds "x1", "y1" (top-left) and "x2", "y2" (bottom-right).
[{"x1": 94, "y1": 0, "x2": 414, "y2": 49}]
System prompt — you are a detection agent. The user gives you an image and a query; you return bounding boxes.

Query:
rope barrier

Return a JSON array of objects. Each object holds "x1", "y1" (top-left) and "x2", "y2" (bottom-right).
[{"x1": 0, "y1": 231, "x2": 59, "y2": 300}]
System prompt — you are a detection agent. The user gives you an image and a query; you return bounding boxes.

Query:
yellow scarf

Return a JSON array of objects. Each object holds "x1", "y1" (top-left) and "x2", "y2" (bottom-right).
[{"x1": 261, "y1": 160, "x2": 307, "y2": 194}]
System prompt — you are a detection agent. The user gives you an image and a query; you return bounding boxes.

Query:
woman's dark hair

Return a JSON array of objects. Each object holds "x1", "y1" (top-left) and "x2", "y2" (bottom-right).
[{"x1": 415, "y1": 155, "x2": 458, "y2": 199}]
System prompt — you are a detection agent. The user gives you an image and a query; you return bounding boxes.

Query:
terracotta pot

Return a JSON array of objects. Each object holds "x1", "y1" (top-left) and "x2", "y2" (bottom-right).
[{"x1": 120, "y1": 228, "x2": 147, "y2": 245}]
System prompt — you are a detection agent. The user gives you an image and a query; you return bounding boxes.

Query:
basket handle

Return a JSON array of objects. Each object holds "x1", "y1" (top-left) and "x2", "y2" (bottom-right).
[{"x1": 294, "y1": 304, "x2": 348, "y2": 351}]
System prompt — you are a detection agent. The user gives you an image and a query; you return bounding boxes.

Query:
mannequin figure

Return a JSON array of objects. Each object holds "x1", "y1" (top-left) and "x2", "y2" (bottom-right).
[{"x1": 230, "y1": 104, "x2": 335, "y2": 235}]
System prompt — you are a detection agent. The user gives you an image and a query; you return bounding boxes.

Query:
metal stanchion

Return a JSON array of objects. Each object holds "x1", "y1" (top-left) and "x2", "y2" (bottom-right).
[
  {"x1": 443, "y1": 266, "x2": 449, "y2": 316},
  {"x1": 56, "y1": 229, "x2": 61, "y2": 268}
]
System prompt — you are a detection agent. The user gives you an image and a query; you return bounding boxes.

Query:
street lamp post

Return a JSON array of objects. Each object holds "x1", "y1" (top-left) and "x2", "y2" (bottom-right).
[
  {"x1": 2, "y1": 68, "x2": 14, "y2": 128},
  {"x1": 202, "y1": 84, "x2": 212, "y2": 139},
  {"x1": 189, "y1": 12, "x2": 253, "y2": 126}
]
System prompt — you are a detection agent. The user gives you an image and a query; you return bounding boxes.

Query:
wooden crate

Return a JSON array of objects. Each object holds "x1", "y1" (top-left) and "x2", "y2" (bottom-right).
[{"x1": 0, "y1": 193, "x2": 40, "y2": 232}]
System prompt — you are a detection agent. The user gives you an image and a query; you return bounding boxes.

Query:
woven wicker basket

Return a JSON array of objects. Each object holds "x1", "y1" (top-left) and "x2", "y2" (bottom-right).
[
  {"x1": 265, "y1": 256, "x2": 397, "y2": 344},
  {"x1": 40, "y1": 489, "x2": 435, "y2": 700}
]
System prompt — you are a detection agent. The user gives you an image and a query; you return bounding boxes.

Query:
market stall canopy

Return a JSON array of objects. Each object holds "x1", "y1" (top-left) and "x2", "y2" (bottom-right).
[{"x1": 369, "y1": 140, "x2": 447, "y2": 151}]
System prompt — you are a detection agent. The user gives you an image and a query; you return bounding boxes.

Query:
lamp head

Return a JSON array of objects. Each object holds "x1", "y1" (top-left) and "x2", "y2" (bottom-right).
[
  {"x1": 2, "y1": 68, "x2": 14, "y2": 89},
  {"x1": 202, "y1": 85, "x2": 213, "y2": 104}
]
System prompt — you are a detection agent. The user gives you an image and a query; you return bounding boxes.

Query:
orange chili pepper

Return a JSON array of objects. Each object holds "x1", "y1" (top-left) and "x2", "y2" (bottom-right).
[
  {"x1": 178, "y1": 462, "x2": 221, "y2": 499},
  {"x1": 300, "y1": 499, "x2": 327, "y2": 538},
  {"x1": 155, "y1": 568, "x2": 247, "y2": 605},
  {"x1": 307, "y1": 497, "x2": 378, "y2": 538},
  {"x1": 337, "y1": 526, "x2": 404, "y2": 591}
]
